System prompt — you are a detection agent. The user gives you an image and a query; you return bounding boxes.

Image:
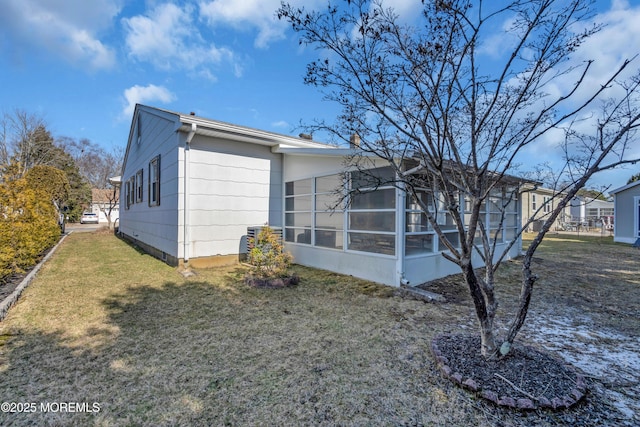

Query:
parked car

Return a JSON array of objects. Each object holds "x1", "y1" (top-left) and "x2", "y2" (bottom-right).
[{"x1": 80, "y1": 212, "x2": 99, "y2": 224}]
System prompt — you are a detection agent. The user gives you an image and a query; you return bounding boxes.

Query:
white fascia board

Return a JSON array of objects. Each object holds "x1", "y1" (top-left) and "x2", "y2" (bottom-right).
[
  {"x1": 177, "y1": 116, "x2": 333, "y2": 149},
  {"x1": 271, "y1": 147, "x2": 359, "y2": 157}
]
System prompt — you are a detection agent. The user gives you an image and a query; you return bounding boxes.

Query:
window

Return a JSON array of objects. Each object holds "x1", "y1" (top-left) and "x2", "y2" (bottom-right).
[
  {"x1": 468, "y1": 186, "x2": 518, "y2": 246},
  {"x1": 531, "y1": 194, "x2": 537, "y2": 210},
  {"x1": 543, "y1": 196, "x2": 551, "y2": 213},
  {"x1": 347, "y1": 167, "x2": 396, "y2": 255},
  {"x1": 149, "y1": 155, "x2": 160, "y2": 207},
  {"x1": 284, "y1": 175, "x2": 344, "y2": 249},
  {"x1": 315, "y1": 174, "x2": 344, "y2": 249},
  {"x1": 124, "y1": 179, "x2": 131, "y2": 210},
  {"x1": 284, "y1": 168, "x2": 397, "y2": 255},
  {"x1": 406, "y1": 189, "x2": 460, "y2": 255},
  {"x1": 136, "y1": 169, "x2": 143, "y2": 203},
  {"x1": 285, "y1": 178, "x2": 312, "y2": 244}
]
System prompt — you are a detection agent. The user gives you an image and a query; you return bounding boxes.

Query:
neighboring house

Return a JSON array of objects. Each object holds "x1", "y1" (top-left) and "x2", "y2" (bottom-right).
[
  {"x1": 519, "y1": 184, "x2": 570, "y2": 232},
  {"x1": 91, "y1": 188, "x2": 120, "y2": 224},
  {"x1": 119, "y1": 104, "x2": 523, "y2": 287},
  {"x1": 569, "y1": 196, "x2": 614, "y2": 230},
  {"x1": 611, "y1": 180, "x2": 640, "y2": 244}
]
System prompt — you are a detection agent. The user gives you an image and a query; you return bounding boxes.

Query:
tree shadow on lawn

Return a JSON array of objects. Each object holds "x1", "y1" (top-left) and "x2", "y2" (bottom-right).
[{"x1": 0, "y1": 276, "x2": 627, "y2": 426}]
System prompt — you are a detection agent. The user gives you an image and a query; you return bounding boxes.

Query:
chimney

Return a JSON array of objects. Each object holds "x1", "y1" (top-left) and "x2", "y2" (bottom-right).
[
  {"x1": 349, "y1": 133, "x2": 361, "y2": 148},
  {"x1": 190, "y1": 112, "x2": 196, "y2": 116},
  {"x1": 299, "y1": 133, "x2": 313, "y2": 140}
]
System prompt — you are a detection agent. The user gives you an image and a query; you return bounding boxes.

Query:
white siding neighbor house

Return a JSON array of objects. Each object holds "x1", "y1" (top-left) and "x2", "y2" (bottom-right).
[
  {"x1": 120, "y1": 104, "x2": 523, "y2": 287},
  {"x1": 611, "y1": 181, "x2": 640, "y2": 244}
]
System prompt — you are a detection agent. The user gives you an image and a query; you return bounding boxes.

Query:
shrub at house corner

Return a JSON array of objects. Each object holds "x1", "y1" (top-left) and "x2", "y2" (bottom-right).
[
  {"x1": 0, "y1": 165, "x2": 68, "y2": 282},
  {"x1": 246, "y1": 227, "x2": 298, "y2": 287}
]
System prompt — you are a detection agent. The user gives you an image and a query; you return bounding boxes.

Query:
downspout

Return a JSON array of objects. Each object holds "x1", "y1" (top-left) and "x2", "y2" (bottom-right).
[{"x1": 184, "y1": 123, "x2": 197, "y2": 265}]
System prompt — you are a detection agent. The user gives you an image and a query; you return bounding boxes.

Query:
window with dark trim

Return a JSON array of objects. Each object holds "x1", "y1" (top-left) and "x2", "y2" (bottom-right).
[
  {"x1": 149, "y1": 155, "x2": 161, "y2": 207},
  {"x1": 129, "y1": 177, "x2": 136, "y2": 207},
  {"x1": 125, "y1": 179, "x2": 131, "y2": 210},
  {"x1": 136, "y1": 169, "x2": 143, "y2": 203}
]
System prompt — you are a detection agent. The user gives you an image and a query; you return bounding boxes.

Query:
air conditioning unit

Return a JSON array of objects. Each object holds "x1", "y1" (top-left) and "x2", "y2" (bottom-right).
[{"x1": 247, "y1": 226, "x2": 283, "y2": 250}]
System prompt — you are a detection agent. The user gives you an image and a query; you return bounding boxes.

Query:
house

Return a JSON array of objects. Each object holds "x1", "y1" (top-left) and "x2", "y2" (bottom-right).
[
  {"x1": 119, "y1": 104, "x2": 523, "y2": 287},
  {"x1": 569, "y1": 196, "x2": 614, "y2": 231},
  {"x1": 611, "y1": 180, "x2": 640, "y2": 244},
  {"x1": 519, "y1": 184, "x2": 570, "y2": 232},
  {"x1": 90, "y1": 188, "x2": 120, "y2": 224}
]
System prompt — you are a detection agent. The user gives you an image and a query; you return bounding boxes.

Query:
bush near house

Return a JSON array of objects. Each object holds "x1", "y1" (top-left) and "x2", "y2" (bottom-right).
[
  {"x1": 0, "y1": 166, "x2": 66, "y2": 283},
  {"x1": 247, "y1": 226, "x2": 292, "y2": 278}
]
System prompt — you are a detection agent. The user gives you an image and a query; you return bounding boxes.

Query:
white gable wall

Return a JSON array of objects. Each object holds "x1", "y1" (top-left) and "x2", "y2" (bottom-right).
[{"x1": 120, "y1": 108, "x2": 180, "y2": 258}]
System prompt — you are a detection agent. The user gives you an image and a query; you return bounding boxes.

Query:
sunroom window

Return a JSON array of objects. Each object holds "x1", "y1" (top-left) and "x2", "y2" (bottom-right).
[
  {"x1": 406, "y1": 189, "x2": 460, "y2": 255},
  {"x1": 347, "y1": 167, "x2": 396, "y2": 256},
  {"x1": 284, "y1": 178, "x2": 312, "y2": 244},
  {"x1": 314, "y1": 174, "x2": 344, "y2": 249}
]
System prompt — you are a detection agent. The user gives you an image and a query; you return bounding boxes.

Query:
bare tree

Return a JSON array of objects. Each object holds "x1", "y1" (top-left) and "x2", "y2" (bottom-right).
[
  {"x1": 279, "y1": 0, "x2": 640, "y2": 358},
  {"x1": 61, "y1": 137, "x2": 123, "y2": 228},
  {"x1": 0, "y1": 109, "x2": 66, "y2": 179}
]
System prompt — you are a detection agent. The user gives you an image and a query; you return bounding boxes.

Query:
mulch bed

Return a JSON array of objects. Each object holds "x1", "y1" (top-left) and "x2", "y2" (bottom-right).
[
  {"x1": 0, "y1": 273, "x2": 25, "y2": 302},
  {"x1": 244, "y1": 274, "x2": 300, "y2": 288},
  {"x1": 0, "y1": 239, "x2": 60, "y2": 304},
  {"x1": 432, "y1": 334, "x2": 586, "y2": 410}
]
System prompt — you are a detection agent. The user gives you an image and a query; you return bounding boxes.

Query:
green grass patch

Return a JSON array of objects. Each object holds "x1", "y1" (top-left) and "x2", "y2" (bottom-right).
[{"x1": 0, "y1": 231, "x2": 636, "y2": 425}]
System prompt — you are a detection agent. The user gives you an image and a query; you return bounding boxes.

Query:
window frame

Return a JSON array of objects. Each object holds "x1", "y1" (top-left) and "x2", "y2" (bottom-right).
[
  {"x1": 136, "y1": 169, "x2": 143, "y2": 203},
  {"x1": 148, "y1": 155, "x2": 161, "y2": 207},
  {"x1": 124, "y1": 179, "x2": 131, "y2": 210}
]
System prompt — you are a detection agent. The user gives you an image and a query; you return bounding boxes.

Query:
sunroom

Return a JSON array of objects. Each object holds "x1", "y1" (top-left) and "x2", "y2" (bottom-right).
[{"x1": 280, "y1": 150, "x2": 521, "y2": 287}]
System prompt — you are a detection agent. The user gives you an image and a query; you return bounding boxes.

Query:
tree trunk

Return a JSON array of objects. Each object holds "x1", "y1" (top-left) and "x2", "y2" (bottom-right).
[{"x1": 462, "y1": 261, "x2": 497, "y2": 358}]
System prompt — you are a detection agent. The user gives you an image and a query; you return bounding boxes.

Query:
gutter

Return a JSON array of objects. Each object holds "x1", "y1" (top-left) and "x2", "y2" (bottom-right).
[{"x1": 184, "y1": 122, "x2": 197, "y2": 264}]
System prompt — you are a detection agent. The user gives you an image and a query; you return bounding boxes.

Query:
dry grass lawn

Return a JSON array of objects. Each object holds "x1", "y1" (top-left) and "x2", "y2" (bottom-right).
[{"x1": 0, "y1": 231, "x2": 637, "y2": 426}]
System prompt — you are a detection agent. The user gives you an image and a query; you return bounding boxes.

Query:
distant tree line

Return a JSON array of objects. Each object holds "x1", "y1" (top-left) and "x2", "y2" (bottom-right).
[{"x1": 0, "y1": 109, "x2": 122, "y2": 283}]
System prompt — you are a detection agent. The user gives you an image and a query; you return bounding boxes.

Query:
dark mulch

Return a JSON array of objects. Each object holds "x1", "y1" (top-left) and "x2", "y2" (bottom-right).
[
  {"x1": 244, "y1": 274, "x2": 300, "y2": 288},
  {"x1": 430, "y1": 334, "x2": 629, "y2": 426},
  {"x1": 0, "y1": 273, "x2": 25, "y2": 302},
  {"x1": 0, "y1": 237, "x2": 62, "y2": 303},
  {"x1": 432, "y1": 334, "x2": 586, "y2": 410}
]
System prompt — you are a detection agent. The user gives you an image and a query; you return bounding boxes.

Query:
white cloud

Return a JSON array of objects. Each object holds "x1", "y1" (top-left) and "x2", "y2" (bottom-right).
[
  {"x1": 123, "y1": 3, "x2": 240, "y2": 77},
  {"x1": 197, "y1": 0, "x2": 420, "y2": 49},
  {"x1": 271, "y1": 120, "x2": 290, "y2": 129},
  {"x1": 122, "y1": 84, "x2": 176, "y2": 118},
  {"x1": 0, "y1": 0, "x2": 120, "y2": 70},
  {"x1": 199, "y1": 0, "x2": 326, "y2": 48},
  {"x1": 379, "y1": 0, "x2": 424, "y2": 22}
]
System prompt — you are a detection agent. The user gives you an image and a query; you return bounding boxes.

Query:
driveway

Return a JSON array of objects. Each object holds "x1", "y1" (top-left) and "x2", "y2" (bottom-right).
[{"x1": 65, "y1": 223, "x2": 104, "y2": 233}]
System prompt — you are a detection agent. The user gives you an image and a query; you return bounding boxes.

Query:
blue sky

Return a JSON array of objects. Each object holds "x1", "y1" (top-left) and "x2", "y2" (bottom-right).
[{"x1": 1, "y1": 0, "x2": 639, "y2": 190}]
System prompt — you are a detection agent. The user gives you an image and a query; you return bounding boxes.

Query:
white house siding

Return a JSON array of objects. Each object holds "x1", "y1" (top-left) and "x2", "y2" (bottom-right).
[
  {"x1": 183, "y1": 135, "x2": 283, "y2": 259},
  {"x1": 613, "y1": 182, "x2": 640, "y2": 244},
  {"x1": 291, "y1": 244, "x2": 398, "y2": 285},
  {"x1": 120, "y1": 108, "x2": 180, "y2": 259}
]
